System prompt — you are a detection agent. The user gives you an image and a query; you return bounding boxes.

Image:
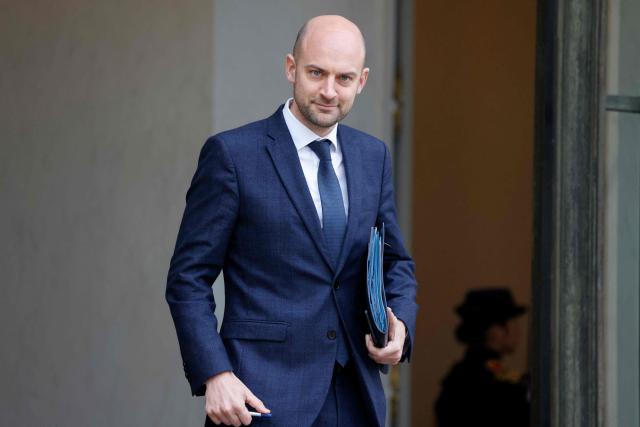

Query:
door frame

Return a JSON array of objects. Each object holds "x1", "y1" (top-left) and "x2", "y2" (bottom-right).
[{"x1": 531, "y1": 0, "x2": 607, "y2": 425}]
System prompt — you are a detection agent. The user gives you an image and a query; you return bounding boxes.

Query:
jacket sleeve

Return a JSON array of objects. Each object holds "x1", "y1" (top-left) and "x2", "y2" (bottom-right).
[
  {"x1": 165, "y1": 136, "x2": 238, "y2": 395},
  {"x1": 377, "y1": 144, "x2": 419, "y2": 362}
]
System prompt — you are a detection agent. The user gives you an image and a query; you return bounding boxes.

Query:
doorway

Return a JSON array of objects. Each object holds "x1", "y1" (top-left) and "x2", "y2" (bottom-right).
[{"x1": 407, "y1": 1, "x2": 538, "y2": 426}]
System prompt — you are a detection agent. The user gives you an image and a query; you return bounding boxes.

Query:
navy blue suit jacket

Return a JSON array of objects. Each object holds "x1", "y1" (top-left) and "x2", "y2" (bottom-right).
[{"x1": 166, "y1": 105, "x2": 418, "y2": 427}]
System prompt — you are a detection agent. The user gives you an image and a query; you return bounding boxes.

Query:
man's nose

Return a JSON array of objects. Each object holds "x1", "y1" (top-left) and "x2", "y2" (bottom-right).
[{"x1": 320, "y1": 77, "x2": 337, "y2": 99}]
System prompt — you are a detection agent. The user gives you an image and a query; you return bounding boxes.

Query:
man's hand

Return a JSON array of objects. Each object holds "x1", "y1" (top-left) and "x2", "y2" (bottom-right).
[
  {"x1": 366, "y1": 307, "x2": 407, "y2": 365},
  {"x1": 204, "y1": 371, "x2": 270, "y2": 426}
]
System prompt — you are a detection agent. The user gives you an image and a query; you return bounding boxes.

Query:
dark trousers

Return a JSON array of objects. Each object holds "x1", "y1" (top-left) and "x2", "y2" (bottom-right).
[
  {"x1": 205, "y1": 362, "x2": 375, "y2": 427},
  {"x1": 310, "y1": 362, "x2": 374, "y2": 427}
]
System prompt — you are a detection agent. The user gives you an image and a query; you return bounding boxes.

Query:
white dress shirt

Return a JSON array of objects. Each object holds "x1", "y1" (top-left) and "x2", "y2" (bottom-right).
[{"x1": 282, "y1": 98, "x2": 349, "y2": 223}]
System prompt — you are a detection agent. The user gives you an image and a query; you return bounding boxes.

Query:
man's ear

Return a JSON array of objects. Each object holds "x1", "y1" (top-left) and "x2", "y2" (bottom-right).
[
  {"x1": 356, "y1": 67, "x2": 370, "y2": 94},
  {"x1": 285, "y1": 54, "x2": 296, "y2": 83}
]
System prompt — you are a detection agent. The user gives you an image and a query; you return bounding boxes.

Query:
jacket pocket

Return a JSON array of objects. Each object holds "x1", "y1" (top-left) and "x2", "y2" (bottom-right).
[{"x1": 220, "y1": 319, "x2": 289, "y2": 342}]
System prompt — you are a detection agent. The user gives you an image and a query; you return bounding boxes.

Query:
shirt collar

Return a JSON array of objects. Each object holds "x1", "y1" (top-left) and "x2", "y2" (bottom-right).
[{"x1": 282, "y1": 98, "x2": 339, "y2": 152}]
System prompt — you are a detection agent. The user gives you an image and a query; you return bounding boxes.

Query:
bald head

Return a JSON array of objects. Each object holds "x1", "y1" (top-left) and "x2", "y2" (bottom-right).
[
  {"x1": 292, "y1": 15, "x2": 366, "y2": 66},
  {"x1": 285, "y1": 15, "x2": 370, "y2": 136}
]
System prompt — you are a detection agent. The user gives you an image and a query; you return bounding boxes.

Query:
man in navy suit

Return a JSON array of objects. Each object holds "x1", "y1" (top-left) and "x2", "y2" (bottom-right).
[{"x1": 166, "y1": 15, "x2": 418, "y2": 427}]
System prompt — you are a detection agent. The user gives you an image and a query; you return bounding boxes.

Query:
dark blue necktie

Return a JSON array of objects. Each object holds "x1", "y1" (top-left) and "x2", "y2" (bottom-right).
[
  {"x1": 308, "y1": 139, "x2": 347, "y2": 265},
  {"x1": 309, "y1": 138, "x2": 349, "y2": 366}
]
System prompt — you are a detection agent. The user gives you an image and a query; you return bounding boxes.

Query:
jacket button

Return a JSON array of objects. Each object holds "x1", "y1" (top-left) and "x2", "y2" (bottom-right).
[
  {"x1": 327, "y1": 330, "x2": 337, "y2": 340},
  {"x1": 333, "y1": 281, "x2": 340, "y2": 290}
]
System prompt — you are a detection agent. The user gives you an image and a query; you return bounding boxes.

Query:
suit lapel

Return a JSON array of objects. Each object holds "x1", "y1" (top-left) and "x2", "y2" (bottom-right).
[
  {"x1": 265, "y1": 107, "x2": 335, "y2": 272},
  {"x1": 334, "y1": 125, "x2": 363, "y2": 278}
]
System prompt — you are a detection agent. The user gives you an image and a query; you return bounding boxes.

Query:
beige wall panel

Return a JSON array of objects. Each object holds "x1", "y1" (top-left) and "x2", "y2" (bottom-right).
[{"x1": 410, "y1": 1, "x2": 537, "y2": 425}]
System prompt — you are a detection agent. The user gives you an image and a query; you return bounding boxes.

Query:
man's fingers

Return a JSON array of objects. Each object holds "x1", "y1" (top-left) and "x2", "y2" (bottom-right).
[
  {"x1": 206, "y1": 405, "x2": 225, "y2": 424},
  {"x1": 365, "y1": 334, "x2": 374, "y2": 351},
  {"x1": 366, "y1": 317, "x2": 405, "y2": 365},
  {"x1": 370, "y1": 341, "x2": 402, "y2": 357},
  {"x1": 245, "y1": 389, "x2": 270, "y2": 414},
  {"x1": 211, "y1": 408, "x2": 235, "y2": 426},
  {"x1": 215, "y1": 403, "x2": 249, "y2": 427},
  {"x1": 367, "y1": 333, "x2": 398, "y2": 355},
  {"x1": 386, "y1": 307, "x2": 397, "y2": 340},
  {"x1": 237, "y1": 408, "x2": 252, "y2": 426},
  {"x1": 370, "y1": 352, "x2": 402, "y2": 365},
  {"x1": 221, "y1": 406, "x2": 244, "y2": 427},
  {"x1": 387, "y1": 307, "x2": 397, "y2": 323},
  {"x1": 228, "y1": 413, "x2": 243, "y2": 427},
  {"x1": 367, "y1": 337, "x2": 403, "y2": 365},
  {"x1": 204, "y1": 372, "x2": 268, "y2": 425},
  {"x1": 217, "y1": 406, "x2": 232, "y2": 426}
]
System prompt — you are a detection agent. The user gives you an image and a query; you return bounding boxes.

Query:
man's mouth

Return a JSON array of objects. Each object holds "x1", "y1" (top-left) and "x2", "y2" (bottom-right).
[{"x1": 314, "y1": 102, "x2": 338, "y2": 110}]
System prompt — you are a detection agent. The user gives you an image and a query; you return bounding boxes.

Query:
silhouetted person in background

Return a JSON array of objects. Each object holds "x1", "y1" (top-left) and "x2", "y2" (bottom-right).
[{"x1": 435, "y1": 288, "x2": 529, "y2": 427}]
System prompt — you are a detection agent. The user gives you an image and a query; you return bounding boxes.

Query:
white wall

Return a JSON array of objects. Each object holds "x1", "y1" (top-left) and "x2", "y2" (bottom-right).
[{"x1": 0, "y1": 1, "x2": 212, "y2": 425}]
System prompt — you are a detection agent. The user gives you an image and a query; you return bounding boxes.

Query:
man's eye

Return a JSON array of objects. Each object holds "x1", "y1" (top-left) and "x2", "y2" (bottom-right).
[
  {"x1": 310, "y1": 70, "x2": 321, "y2": 77},
  {"x1": 340, "y1": 75, "x2": 353, "y2": 82}
]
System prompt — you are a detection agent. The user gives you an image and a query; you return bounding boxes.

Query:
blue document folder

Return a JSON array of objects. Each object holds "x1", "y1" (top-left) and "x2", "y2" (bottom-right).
[{"x1": 364, "y1": 224, "x2": 389, "y2": 373}]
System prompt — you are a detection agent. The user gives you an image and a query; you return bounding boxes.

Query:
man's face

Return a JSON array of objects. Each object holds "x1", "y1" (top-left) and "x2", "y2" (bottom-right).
[{"x1": 285, "y1": 28, "x2": 369, "y2": 135}]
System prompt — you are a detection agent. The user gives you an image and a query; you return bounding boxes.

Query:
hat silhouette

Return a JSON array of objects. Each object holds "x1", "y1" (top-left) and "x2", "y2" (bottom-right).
[{"x1": 456, "y1": 288, "x2": 526, "y2": 323}]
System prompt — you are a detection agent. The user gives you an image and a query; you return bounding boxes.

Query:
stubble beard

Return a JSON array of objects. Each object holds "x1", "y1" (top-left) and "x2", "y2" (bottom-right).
[{"x1": 295, "y1": 95, "x2": 350, "y2": 130}]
